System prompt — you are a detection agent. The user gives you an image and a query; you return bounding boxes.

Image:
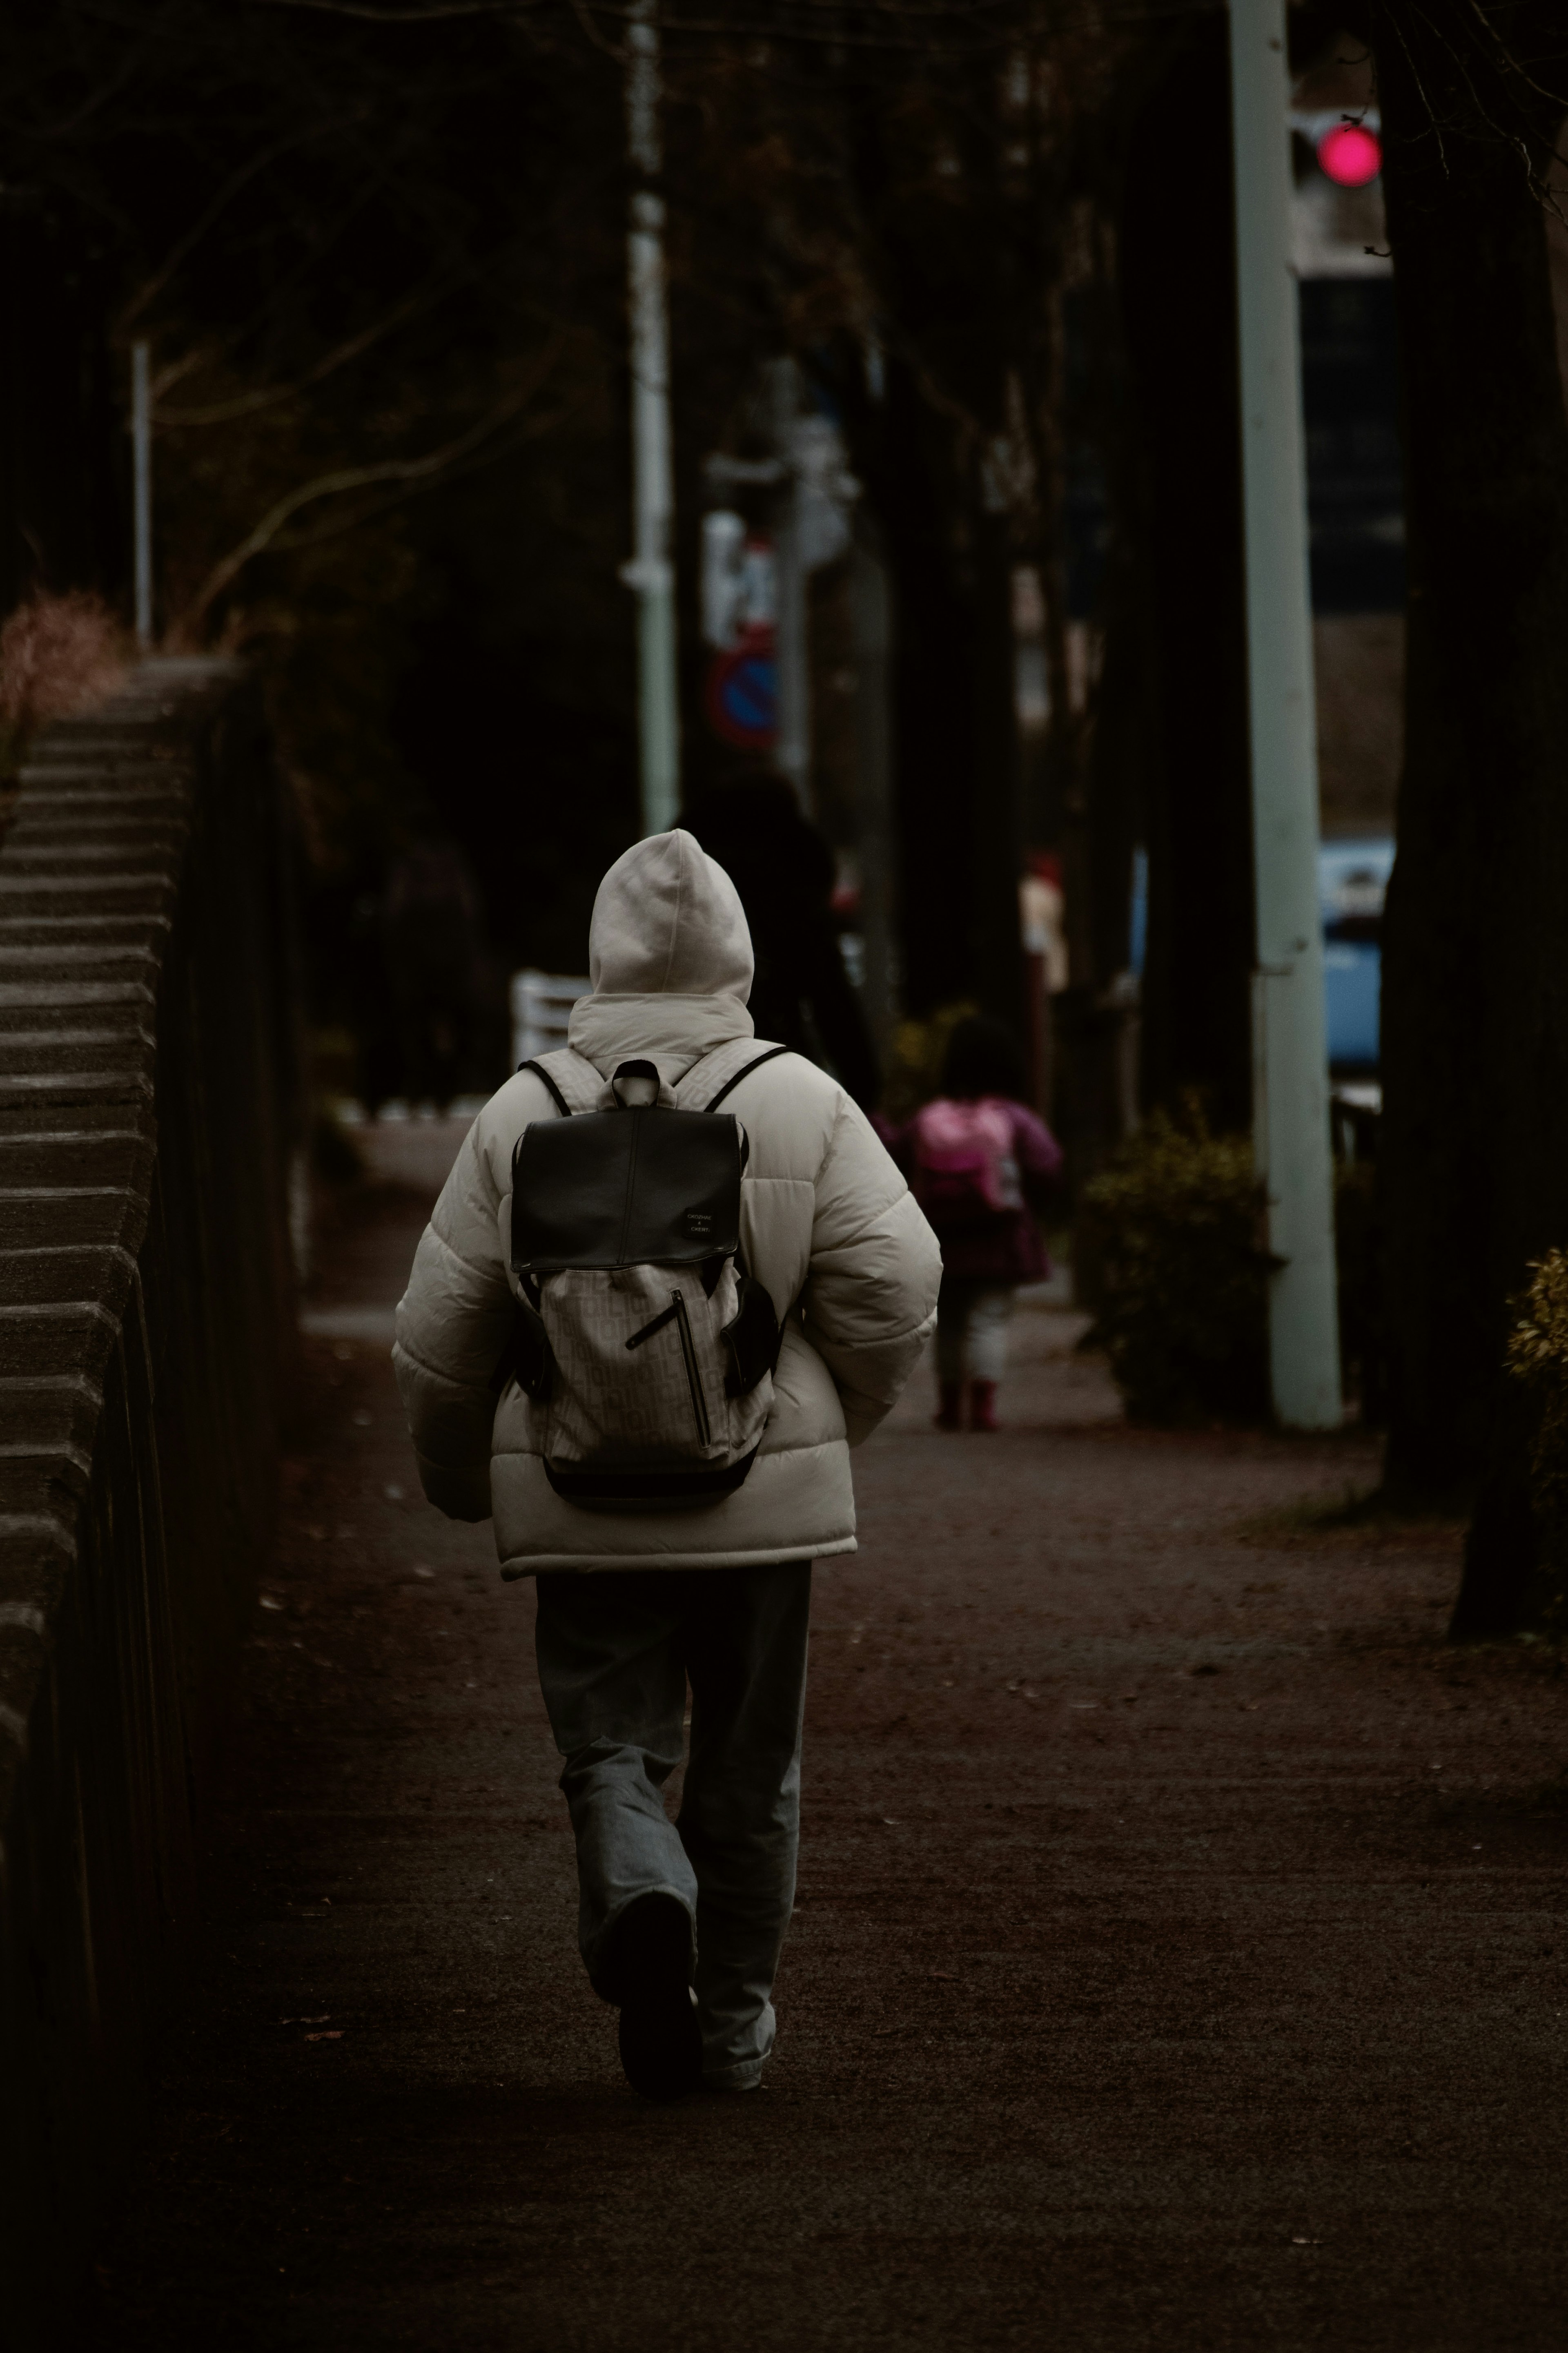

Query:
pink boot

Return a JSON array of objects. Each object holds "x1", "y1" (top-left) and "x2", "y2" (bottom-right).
[{"x1": 969, "y1": 1380, "x2": 999, "y2": 1432}]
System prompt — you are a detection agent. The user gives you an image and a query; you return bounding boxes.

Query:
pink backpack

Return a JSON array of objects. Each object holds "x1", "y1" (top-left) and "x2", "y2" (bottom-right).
[{"x1": 910, "y1": 1097, "x2": 1023, "y2": 1225}]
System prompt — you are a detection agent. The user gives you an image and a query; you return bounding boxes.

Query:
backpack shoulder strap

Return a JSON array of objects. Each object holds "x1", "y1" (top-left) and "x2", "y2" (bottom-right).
[
  {"x1": 518, "y1": 1058, "x2": 570, "y2": 1116},
  {"x1": 673, "y1": 1039, "x2": 791, "y2": 1115},
  {"x1": 518, "y1": 1047, "x2": 601, "y2": 1117},
  {"x1": 706, "y1": 1044, "x2": 791, "y2": 1112}
]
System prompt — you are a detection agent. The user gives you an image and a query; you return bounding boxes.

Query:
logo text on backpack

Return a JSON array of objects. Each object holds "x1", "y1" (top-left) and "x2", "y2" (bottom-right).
[{"x1": 684, "y1": 1209, "x2": 715, "y2": 1237}]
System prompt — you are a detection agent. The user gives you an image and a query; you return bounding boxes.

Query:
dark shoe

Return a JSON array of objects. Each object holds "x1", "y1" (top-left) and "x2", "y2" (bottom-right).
[
  {"x1": 969, "y1": 1379, "x2": 999, "y2": 1432},
  {"x1": 608, "y1": 1893, "x2": 700, "y2": 2101},
  {"x1": 934, "y1": 1381, "x2": 962, "y2": 1431}
]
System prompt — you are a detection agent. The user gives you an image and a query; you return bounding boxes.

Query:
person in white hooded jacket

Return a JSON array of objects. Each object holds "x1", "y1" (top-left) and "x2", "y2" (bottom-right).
[{"x1": 394, "y1": 829, "x2": 941, "y2": 2099}]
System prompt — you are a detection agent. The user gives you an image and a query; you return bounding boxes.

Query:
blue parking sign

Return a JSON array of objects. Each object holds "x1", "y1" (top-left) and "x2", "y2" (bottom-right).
[{"x1": 706, "y1": 642, "x2": 777, "y2": 749}]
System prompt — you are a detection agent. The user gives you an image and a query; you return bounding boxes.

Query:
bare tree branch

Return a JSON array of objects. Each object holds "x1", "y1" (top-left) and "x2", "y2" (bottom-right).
[
  {"x1": 118, "y1": 114, "x2": 356, "y2": 334},
  {"x1": 150, "y1": 341, "x2": 230, "y2": 404},
  {"x1": 262, "y1": 395, "x2": 582, "y2": 552},
  {"x1": 169, "y1": 341, "x2": 565, "y2": 640},
  {"x1": 120, "y1": 141, "x2": 332, "y2": 338},
  {"x1": 153, "y1": 279, "x2": 458, "y2": 425}
]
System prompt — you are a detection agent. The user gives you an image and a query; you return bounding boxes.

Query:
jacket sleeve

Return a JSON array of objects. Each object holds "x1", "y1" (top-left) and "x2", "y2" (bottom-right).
[
  {"x1": 392, "y1": 1119, "x2": 516, "y2": 1521},
  {"x1": 801, "y1": 1094, "x2": 943, "y2": 1446}
]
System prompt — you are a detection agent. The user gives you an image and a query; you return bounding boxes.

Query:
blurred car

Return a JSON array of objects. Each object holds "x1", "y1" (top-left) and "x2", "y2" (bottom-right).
[
  {"x1": 1319, "y1": 837, "x2": 1393, "y2": 1073},
  {"x1": 1124, "y1": 838, "x2": 1394, "y2": 1074}
]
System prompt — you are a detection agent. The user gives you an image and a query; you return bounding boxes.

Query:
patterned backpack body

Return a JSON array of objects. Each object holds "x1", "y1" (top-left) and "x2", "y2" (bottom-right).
[
  {"x1": 499, "y1": 1040, "x2": 786, "y2": 1509},
  {"x1": 909, "y1": 1095, "x2": 1023, "y2": 1228}
]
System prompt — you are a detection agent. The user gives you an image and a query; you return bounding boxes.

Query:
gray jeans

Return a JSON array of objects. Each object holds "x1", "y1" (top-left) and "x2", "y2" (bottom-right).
[{"x1": 534, "y1": 1561, "x2": 812, "y2": 2088}]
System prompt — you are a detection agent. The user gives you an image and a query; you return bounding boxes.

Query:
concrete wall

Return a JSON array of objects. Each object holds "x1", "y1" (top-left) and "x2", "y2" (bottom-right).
[{"x1": 0, "y1": 659, "x2": 299, "y2": 2341}]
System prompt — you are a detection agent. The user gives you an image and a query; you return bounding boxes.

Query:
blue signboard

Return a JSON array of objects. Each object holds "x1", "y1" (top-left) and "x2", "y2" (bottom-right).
[{"x1": 706, "y1": 643, "x2": 777, "y2": 749}]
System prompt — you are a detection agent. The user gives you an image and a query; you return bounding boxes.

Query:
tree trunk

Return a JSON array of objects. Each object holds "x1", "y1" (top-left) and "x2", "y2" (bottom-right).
[
  {"x1": 969, "y1": 495, "x2": 1026, "y2": 1033},
  {"x1": 1116, "y1": 20, "x2": 1256, "y2": 1131},
  {"x1": 1373, "y1": 2, "x2": 1568, "y2": 1631},
  {"x1": 868, "y1": 356, "x2": 982, "y2": 1018}
]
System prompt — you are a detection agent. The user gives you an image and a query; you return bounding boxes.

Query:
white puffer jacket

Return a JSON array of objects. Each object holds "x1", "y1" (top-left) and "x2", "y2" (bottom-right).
[{"x1": 393, "y1": 829, "x2": 942, "y2": 1575}]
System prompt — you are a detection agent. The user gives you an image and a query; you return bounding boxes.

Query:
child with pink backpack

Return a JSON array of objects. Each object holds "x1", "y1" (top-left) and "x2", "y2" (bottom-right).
[{"x1": 897, "y1": 1016, "x2": 1062, "y2": 1432}]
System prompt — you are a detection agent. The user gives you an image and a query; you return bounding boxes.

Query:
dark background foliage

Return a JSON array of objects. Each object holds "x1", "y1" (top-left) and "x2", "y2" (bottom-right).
[{"x1": 1, "y1": 0, "x2": 640, "y2": 1016}]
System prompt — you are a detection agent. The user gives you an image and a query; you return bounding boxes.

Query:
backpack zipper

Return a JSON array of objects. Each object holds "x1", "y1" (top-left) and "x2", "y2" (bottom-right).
[
  {"x1": 626, "y1": 1300, "x2": 679, "y2": 1351},
  {"x1": 670, "y1": 1288, "x2": 710, "y2": 1448},
  {"x1": 624, "y1": 1287, "x2": 711, "y2": 1449}
]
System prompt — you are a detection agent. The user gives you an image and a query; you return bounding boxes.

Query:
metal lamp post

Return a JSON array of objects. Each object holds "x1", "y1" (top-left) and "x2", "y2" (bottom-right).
[
  {"x1": 623, "y1": 0, "x2": 680, "y2": 835},
  {"x1": 1228, "y1": 0, "x2": 1343, "y2": 1429}
]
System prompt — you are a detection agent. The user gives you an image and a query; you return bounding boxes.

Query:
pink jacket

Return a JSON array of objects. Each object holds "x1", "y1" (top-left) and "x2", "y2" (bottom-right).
[{"x1": 884, "y1": 1095, "x2": 1062, "y2": 1286}]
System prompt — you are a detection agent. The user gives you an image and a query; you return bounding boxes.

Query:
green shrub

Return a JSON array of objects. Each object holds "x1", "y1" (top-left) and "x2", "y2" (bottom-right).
[
  {"x1": 1076, "y1": 1096, "x2": 1274, "y2": 1425},
  {"x1": 1078, "y1": 1098, "x2": 1385, "y2": 1427},
  {"x1": 1505, "y1": 1249, "x2": 1568, "y2": 1633},
  {"x1": 1507, "y1": 1251, "x2": 1568, "y2": 1510}
]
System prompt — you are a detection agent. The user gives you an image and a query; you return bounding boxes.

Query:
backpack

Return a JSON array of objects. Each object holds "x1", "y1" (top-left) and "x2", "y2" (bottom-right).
[
  {"x1": 909, "y1": 1096, "x2": 1023, "y2": 1227},
  {"x1": 494, "y1": 1040, "x2": 788, "y2": 1509}
]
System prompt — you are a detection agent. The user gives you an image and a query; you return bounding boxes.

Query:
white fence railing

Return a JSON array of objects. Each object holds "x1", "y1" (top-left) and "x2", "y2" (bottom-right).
[{"x1": 510, "y1": 968, "x2": 590, "y2": 1073}]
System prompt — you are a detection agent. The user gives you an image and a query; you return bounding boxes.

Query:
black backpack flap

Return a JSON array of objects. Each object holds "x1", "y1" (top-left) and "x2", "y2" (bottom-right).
[
  {"x1": 511, "y1": 1106, "x2": 743, "y2": 1273},
  {"x1": 512, "y1": 1109, "x2": 633, "y2": 1271},
  {"x1": 627, "y1": 1108, "x2": 743, "y2": 1261}
]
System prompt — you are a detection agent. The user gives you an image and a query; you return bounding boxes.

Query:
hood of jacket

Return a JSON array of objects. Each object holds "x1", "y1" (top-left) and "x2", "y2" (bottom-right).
[{"x1": 568, "y1": 827, "x2": 755, "y2": 1078}]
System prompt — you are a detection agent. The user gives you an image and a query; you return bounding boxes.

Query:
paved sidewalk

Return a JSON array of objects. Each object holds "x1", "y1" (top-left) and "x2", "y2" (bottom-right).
[{"x1": 82, "y1": 1124, "x2": 1568, "y2": 2351}]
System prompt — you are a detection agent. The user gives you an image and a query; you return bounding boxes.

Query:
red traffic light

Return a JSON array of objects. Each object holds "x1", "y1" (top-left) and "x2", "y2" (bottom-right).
[{"x1": 1317, "y1": 123, "x2": 1381, "y2": 188}]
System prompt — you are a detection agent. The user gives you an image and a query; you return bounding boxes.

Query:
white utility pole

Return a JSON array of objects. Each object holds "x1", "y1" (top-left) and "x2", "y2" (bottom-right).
[
  {"x1": 623, "y1": 0, "x2": 680, "y2": 834},
  {"x1": 1229, "y1": 0, "x2": 1342, "y2": 1429},
  {"x1": 131, "y1": 340, "x2": 153, "y2": 649}
]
